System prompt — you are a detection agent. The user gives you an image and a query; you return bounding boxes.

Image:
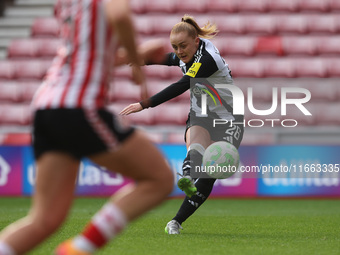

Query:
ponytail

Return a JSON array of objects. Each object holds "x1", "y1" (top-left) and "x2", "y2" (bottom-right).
[{"x1": 171, "y1": 14, "x2": 218, "y2": 39}]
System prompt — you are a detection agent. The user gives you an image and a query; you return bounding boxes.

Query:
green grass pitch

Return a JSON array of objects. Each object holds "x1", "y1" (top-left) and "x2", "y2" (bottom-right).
[{"x1": 0, "y1": 197, "x2": 339, "y2": 255}]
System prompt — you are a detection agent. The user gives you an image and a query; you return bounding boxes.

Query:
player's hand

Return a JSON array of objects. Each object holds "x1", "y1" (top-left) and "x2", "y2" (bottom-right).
[{"x1": 119, "y1": 103, "x2": 143, "y2": 115}]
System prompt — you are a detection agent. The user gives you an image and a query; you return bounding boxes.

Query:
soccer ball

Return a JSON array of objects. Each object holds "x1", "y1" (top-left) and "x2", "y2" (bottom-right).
[{"x1": 202, "y1": 141, "x2": 240, "y2": 179}]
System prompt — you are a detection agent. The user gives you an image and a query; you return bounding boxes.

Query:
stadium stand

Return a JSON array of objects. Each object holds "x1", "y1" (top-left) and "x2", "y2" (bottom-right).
[{"x1": 0, "y1": 0, "x2": 339, "y2": 145}]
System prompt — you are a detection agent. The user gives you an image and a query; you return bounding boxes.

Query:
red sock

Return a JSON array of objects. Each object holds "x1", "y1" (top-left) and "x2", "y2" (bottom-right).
[{"x1": 75, "y1": 203, "x2": 127, "y2": 251}]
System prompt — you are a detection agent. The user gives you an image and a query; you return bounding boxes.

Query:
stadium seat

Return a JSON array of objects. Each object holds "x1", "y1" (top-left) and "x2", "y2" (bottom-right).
[
  {"x1": 263, "y1": 58, "x2": 295, "y2": 78},
  {"x1": 144, "y1": 0, "x2": 176, "y2": 13},
  {"x1": 294, "y1": 58, "x2": 327, "y2": 78},
  {"x1": 315, "y1": 103, "x2": 340, "y2": 125},
  {"x1": 0, "y1": 104, "x2": 32, "y2": 125},
  {"x1": 37, "y1": 38, "x2": 61, "y2": 58},
  {"x1": 14, "y1": 60, "x2": 52, "y2": 81},
  {"x1": 326, "y1": 58, "x2": 340, "y2": 77},
  {"x1": 255, "y1": 37, "x2": 283, "y2": 56},
  {"x1": 213, "y1": 37, "x2": 255, "y2": 56},
  {"x1": 113, "y1": 65, "x2": 133, "y2": 79},
  {"x1": 282, "y1": 103, "x2": 316, "y2": 126},
  {"x1": 7, "y1": 39, "x2": 39, "y2": 59},
  {"x1": 144, "y1": 131, "x2": 165, "y2": 144},
  {"x1": 267, "y1": 0, "x2": 299, "y2": 12},
  {"x1": 133, "y1": 16, "x2": 154, "y2": 35},
  {"x1": 298, "y1": 0, "x2": 330, "y2": 12},
  {"x1": 212, "y1": 15, "x2": 246, "y2": 34},
  {"x1": 153, "y1": 103, "x2": 189, "y2": 125},
  {"x1": 0, "y1": 82, "x2": 21, "y2": 102},
  {"x1": 31, "y1": 17, "x2": 60, "y2": 37},
  {"x1": 144, "y1": 65, "x2": 172, "y2": 80},
  {"x1": 316, "y1": 36, "x2": 340, "y2": 55},
  {"x1": 130, "y1": 0, "x2": 145, "y2": 13},
  {"x1": 228, "y1": 58, "x2": 265, "y2": 78},
  {"x1": 276, "y1": 15, "x2": 308, "y2": 34},
  {"x1": 150, "y1": 15, "x2": 181, "y2": 35},
  {"x1": 294, "y1": 78, "x2": 339, "y2": 102},
  {"x1": 244, "y1": 15, "x2": 276, "y2": 35},
  {"x1": 206, "y1": 0, "x2": 238, "y2": 12},
  {"x1": 175, "y1": 0, "x2": 207, "y2": 13},
  {"x1": 109, "y1": 80, "x2": 142, "y2": 102},
  {"x1": 282, "y1": 36, "x2": 317, "y2": 56},
  {"x1": 0, "y1": 61, "x2": 16, "y2": 80},
  {"x1": 307, "y1": 14, "x2": 338, "y2": 34},
  {"x1": 236, "y1": 0, "x2": 269, "y2": 13},
  {"x1": 329, "y1": 0, "x2": 340, "y2": 10},
  {"x1": 167, "y1": 132, "x2": 185, "y2": 144}
]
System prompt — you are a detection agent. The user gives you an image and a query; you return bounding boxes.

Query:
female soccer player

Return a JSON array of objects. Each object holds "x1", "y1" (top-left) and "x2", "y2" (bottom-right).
[
  {"x1": 121, "y1": 15, "x2": 244, "y2": 234},
  {"x1": 0, "y1": 0, "x2": 173, "y2": 254}
]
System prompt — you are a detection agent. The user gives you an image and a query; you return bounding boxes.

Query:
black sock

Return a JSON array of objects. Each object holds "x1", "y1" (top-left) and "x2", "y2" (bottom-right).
[
  {"x1": 182, "y1": 149, "x2": 203, "y2": 177},
  {"x1": 173, "y1": 178, "x2": 216, "y2": 225}
]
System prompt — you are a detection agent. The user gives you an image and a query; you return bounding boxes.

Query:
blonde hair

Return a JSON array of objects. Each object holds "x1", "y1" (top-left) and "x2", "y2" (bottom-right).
[{"x1": 171, "y1": 14, "x2": 218, "y2": 39}]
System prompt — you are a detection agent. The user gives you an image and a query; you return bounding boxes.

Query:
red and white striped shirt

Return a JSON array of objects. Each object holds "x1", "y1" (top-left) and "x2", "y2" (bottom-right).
[{"x1": 32, "y1": 0, "x2": 116, "y2": 110}]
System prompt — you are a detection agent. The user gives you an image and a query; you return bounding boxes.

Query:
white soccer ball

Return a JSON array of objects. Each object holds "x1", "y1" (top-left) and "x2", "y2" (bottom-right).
[{"x1": 202, "y1": 141, "x2": 240, "y2": 179}]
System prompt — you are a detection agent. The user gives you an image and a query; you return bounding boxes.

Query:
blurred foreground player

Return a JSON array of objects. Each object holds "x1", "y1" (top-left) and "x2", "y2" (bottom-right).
[
  {"x1": 0, "y1": 0, "x2": 173, "y2": 254},
  {"x1": 121, "y1": 15, "x2": 244, "y2": 234}
]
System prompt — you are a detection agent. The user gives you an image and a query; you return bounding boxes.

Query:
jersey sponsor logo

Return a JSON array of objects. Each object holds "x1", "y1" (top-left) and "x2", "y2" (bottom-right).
[{"x1": 186, "y1": 63, "x2": 202, "y2": 77}]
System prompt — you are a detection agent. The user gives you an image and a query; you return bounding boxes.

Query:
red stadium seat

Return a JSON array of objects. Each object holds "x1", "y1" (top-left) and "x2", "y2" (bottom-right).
[
  {"x1": 315, "y1": 103, "x2": 340, "y2": 125},
  {"x1": 206, "y1": 0, "x2": 238, "y2": 12},
  {"x1": 113, "y1": 65, "x2": 132, "y2": 79},
  {"x1": 130, "y1": 0, "x2": 145, "y2": 13},
  {"x1": 153, "y1": 103, "x2": 189, "y2": 125},
  {"x1": 326, "y1": 58, "x2": 340, "y2": 77},
  {"x1": 245, "y1": 15, "x2": 276, "y2": 35},
  {"x1": 329, "y1": 0, "x2": 340, "y2": 10},
  {"x1": 236, "y1": 0, "x2": 269, "y2": 13},
  {"x1": 276, "y1": 15, "x2": 308, "y2": 34},
  {"x1": 7, "y1": 39, "x2": 39, "y2": 59},
  {"x1": 37, "y1": 38, "x2": 61, "y2": 58},
  {"x1": 144, "y1": 0, "x2": 176, "y2": 13},
  {"x1": 316, "y1": 36, "x2": 340, "y2": 55},
  {"x1": 0, "y1": 82, "x2": 21, "y2": 102},
  {"x1": 298, "y1": 0, "x2": 330, "y2": 12},
  {"x1": 212, "y1": 15, "x2": 246, "y2": 34},
  {"x1": 242, "y1": 133, "x2": 274, "y2": 145},
  {"x1": 294, "y1": 78, "x2": 339, "y2": 102},
  {"x1": 213, "y1": 37, "x2": 255, "y2": 56},
  {"x1": 228, "y1": 58, "x2": 265, "y2": 78},
  {"x1": 0, "y1": 61, "x2": 16, "y2": 80},
  {"x1": 0, "y1": 104, "x2": 32, "y2": 125},
  {"x1": 268, "y1": 0, "x2": 299, "y2": 12},
  {"x1": 175, "y1": 0, "x2": 207, "y2": 13},
  {"x1": 255, "y1": 37, "x2": 283, "y2": 56},
  {"x1": 109, "y1": 80, "x2": 141, "y2": 102},
  {"x1": 307, "y1": 14, "x2": 338, "y2": 34},
  {"x1": 151, "y1": 15, "x2": 180, "y2": 35},
  {"x1": 145, "y1": 65, "x2": 172, "y2": 80},
  {"x1": 282, "y1": 103, "x2": 316, "y2": 126},
  {"x1": 282, "y1": 36, "x2": 317, "y2": 56},
  {"x1": 133, "y1": 16, "x2": 154, "y2": 35},
  {"x1": 294, "y1": 58, "x2": 327, "y2": 78},
  {"x1": 14, "y1": 60, "x2": 52, "y2": 81},
  {"x1": 31, "y1": 17, "x2": 60, "y2": 37},
  {"x1": 144, "y1": 131, "x2": 165, "y2": 144},
  {"x1": 167, "y1": 132, "x2": 185, "y2": 144},
  {"x1": 263, "y1": 58, "x2": 296, "y2": 78}
]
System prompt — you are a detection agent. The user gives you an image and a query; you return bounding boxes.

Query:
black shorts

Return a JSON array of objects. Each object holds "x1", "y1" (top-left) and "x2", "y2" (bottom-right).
[
  {"x1": 33, "y1": 108, "x2": 135, "y2": 160},
  {"x1": 185, "y1": 113, "x2": 244, "y2": 149}
]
